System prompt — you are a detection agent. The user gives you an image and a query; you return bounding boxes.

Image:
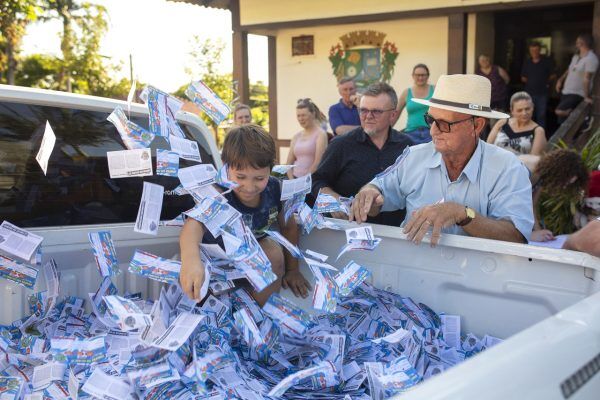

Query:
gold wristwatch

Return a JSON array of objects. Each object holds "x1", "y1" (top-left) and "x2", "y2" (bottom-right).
[{"x1": 457, "y1": 206, "x2": 475, "y2": 227}]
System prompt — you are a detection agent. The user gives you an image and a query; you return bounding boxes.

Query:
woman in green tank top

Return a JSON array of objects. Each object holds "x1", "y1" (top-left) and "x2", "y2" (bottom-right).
[{"x1": 396, "y1": 64, "x2": 435, "y2": 144}]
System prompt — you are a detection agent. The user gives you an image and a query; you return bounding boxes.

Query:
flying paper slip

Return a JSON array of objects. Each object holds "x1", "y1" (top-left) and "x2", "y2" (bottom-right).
[
  {"x1": 107, "y1": 148, "x2": 153, "y2": 178},
  {"x1": 35, "y1": 121, "x2": 56, "y2": 176},
  {"x1": 81, "y1": 368, "x2": 132, "y2": 400},
  {"x1": 134, "y1": 182, "x2": 164, "y2": 236},
  {"x1": 129, "y1": 249, "x2": 181, "y2": 284},
  {"x1": 146, "y1": 85, "x2": 186, "y2": 138},
  {"x1": 107, "y1": 106, "x2": 155, "y2": 150},
  {"x1": 88, "y1": 231, "x2": 119, "y2": 277},
  {"x1": 0, "y1": 254, "x2": 38, "y2": 289},
  {"x1": 281, "y1": 174, "x2": 312, "y2": 200},
  {"x1": 0, "y1": 220, "x2": 43, "y2": 261},
  {"x1": 178, "y1": 164, "x2": 217, "y2": 191},
  {"x1": 185, "y1": 81, "x2": 231, "y2": 125},
  {"x1": 169, "y1": 135, "x2": 201, "y2": 162},
  {"x1": 104, "y1": 295, "x2": 152, "y2": 331},
  {"x1": 156, "y1": 149, "x2": 179, "y2": 177}
]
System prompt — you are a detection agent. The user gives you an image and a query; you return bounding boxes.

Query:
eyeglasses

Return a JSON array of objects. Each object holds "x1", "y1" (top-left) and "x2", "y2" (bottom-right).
[
  {"x1": 424, "y1": 113, "x2": 474, "y2": 133},
  {"x1": 413, "y1": 73, "x2": 429, "y2": 78},
  {"x1": 358, "y1": 108, "x2": 395, "y2": 118}
]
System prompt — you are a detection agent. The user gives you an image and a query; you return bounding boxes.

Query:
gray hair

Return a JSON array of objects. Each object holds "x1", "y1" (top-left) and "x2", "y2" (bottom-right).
[
  {"x1": 338, "y1": 77, "x2": 355, "y2": 85},
  {"x1": 510, "y1": 91, "x2": 533, "y2": 109},
  {"x1": 362, "y1": 82, "x2": 398, "y2": 109}
]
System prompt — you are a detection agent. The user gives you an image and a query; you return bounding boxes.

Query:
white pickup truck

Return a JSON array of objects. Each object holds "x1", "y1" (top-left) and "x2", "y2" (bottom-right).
[{"x1": 1, "y1": 85, "x2": 600, "y2": 399}]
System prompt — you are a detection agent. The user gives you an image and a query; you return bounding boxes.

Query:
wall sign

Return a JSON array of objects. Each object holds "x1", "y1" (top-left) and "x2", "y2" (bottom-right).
[{"x1": 328, "y1": 30, "x2": 398, "y2": 87}]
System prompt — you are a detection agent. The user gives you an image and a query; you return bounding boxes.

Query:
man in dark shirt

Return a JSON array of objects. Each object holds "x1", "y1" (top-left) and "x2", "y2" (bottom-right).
[
  {"x1": 313, "y1": 82, "x2": 413, "y2": 226},
  {"x1": 328, "y1": 77, "x2": 361, "y2": 136},
  {"x1": 521, "y1": 42, "x2": 556, "y2": 128}
]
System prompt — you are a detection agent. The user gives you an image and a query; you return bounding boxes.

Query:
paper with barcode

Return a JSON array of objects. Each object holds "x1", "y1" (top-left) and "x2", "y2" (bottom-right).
[
  {"x1": 134, "y1": 182, "x2": 164, "y2": 235},
  {"x1": 156, "y1": 149, "x2": 179, "y2": 177},
  {"x1": 146, "y1": 86, "x2": 185, "y2": 138},
  {"x1": 107, "y1": 106, "x2": 154, "y2": 150},
  {"x1": 141, "y1": 312, "x2": 204, "y2": 351},
  {"x1": 345, "y1": 225, "x2": 374, "y2": 242},
  {"x1": 441, "y1": 314, "x2": 461, "y2": 349},
  {"x1": 104, "y1": 295, "x2": 152, "y2": 331},
  {"x1": 281, "y1": 174, "x2": 312, "y2": 200},
  {"x1": 335, "y1": 261, "x2": 372, "y2": 297},
  {"x1": 36, "y1": 121, "x2": 56, "y2": 175},
  {"x1": 81, "y1": 368, "x2": 131, "y2": 400},
  {"x1": 169, "y1": 135, "x2": 201, "y2": 162},
  {"x1": 129, "y1": 249, "x2": 181, "y2": 284},
  {"x1": 32, "y1": 362, "x2": 66, "y2": 391},
  {"x1": 107, "y1": 148, "x2": 152, "y2": 178},
  {"x1": 178, "y1": 164, "x2": 217, "y2": 190},
  {"x1": 0, "y1": 221, "x2": 43, "y2": 260}
]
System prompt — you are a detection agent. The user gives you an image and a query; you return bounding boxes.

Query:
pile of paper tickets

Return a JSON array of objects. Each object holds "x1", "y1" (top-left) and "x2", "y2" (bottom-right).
[{"x1": 0, "y1": 82, "x2": 504, "y2": 399}]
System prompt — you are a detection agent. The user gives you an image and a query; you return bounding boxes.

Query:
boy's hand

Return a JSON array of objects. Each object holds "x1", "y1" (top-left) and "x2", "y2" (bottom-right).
[
  {"x1": 180, "y1": 262, "x2": 205, "y2": 301},
  {"x1": 282, "y1": 269, "x2": 311, "y2": 298}
]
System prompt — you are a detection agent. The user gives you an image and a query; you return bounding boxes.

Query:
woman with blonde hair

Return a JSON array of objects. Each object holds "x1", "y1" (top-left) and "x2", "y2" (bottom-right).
[
  {"x1": 233, "y1": 103, "x2": 252, "y2": 125},
  {"x1": 487, "y1": 91, "x2": 547, "y2": 156},
  {"x1": 286, "y1": 98, "x2": 328, "y2": 179}
]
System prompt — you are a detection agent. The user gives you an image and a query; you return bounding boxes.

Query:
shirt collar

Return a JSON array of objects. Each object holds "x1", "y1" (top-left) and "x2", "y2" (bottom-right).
[
  {"x1": 426, "y1": 140, "x2": 483, "y2": 183},
  {"x1": 355, "y1": 127, "x2": 403, "y2": 144},
  {"x1": 339, "y1": 98, "x2": 356, "y2": 109}
]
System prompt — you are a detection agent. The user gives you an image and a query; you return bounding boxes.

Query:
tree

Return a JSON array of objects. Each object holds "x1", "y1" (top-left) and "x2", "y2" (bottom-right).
[{"x1": 0, "y1": 0, "x2": 40, "y2": 85}]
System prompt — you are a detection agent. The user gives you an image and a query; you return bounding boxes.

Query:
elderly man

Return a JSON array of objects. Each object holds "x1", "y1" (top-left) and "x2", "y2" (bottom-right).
[
  {"x1": 350, "y1": 74, "x2": 534, "y2": 245},
  {"x1": 313, "y1": 82, "x2": 413, "y2": 226},
  {"x1": 328, "y1": 77, "x2": 361, "y2": 136}
]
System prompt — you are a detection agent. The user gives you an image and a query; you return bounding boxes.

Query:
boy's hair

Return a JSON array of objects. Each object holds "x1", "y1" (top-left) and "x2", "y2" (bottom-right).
[{"x1": 222, "y1": 124, "x2": 276, "y2": 170}]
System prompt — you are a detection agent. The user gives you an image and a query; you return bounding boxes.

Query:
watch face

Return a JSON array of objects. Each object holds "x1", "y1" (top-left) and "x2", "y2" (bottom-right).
[{"x1": 466, "y1": 207, "x2": 476, "y2": 219}]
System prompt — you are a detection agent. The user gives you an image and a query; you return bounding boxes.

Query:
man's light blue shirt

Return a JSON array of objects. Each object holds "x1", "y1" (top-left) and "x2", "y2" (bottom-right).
[{"x1": 370, "y1": 140, "x2": 534, "y2": 241}]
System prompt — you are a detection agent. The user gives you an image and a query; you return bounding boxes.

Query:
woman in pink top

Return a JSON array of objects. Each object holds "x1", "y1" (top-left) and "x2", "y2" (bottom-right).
[{"x1": 286, "y1": 98, "x2": 329, "y2": 178}]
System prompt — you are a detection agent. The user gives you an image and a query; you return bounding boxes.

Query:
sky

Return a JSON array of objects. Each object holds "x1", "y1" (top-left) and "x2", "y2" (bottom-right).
[{"x1": 21, "y1": 0, "x2": 268, "y2": 92}]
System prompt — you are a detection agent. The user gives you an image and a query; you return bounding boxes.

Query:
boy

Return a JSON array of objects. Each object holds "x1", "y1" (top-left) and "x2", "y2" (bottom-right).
[{"x1": 179, "y1": 124, "x2": 311, "y2": 306}]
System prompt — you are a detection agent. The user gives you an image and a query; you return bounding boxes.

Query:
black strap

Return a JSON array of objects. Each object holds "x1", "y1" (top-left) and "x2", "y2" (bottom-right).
[{"x1": 429, "y1": 98, "x2": 492, "y2": 113}]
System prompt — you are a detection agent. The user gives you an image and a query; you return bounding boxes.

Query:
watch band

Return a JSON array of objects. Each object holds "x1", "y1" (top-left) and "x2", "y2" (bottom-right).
[{"x1": 457, "y1": 206, "x2": 475, "y2": 227}]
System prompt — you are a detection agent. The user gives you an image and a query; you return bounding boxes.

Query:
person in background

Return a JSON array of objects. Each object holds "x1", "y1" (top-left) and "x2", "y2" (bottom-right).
[
  {"x1": 555, "y1": 34, "x2": 599, "y2": 124},
  {"x1": 313, "y1": 82, "x2": 412, "y2": 225},
  {"x1": 179, "y1": 125, "x2": 310, "y2": 304},
  {"x1": 286, "y1": 98, "x2": 329, "y2": 179},
  {"x1": 487, "y1": 91, "x2": 547, "y2": 156},
  {"x1": 530, "y1": 149, "x2": 589, "y2": 242},
  {"x1": 328, "y1": 77, "x2": 361, "y2": 136},
  {"x1": 396, "y1": 63, "x2": 435, "y2": 144},
  {"x1": 521, "y1": 41, "x2": 556, "y2": 128},
  {"x1": 233, "y1": 103, "x2": 252, "y2": 125},
  {"x1": 476, "y1": 54, "x2": 510, "y2": 112}
]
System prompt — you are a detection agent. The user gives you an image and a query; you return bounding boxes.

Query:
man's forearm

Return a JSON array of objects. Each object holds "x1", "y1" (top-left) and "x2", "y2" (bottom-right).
[
  {"x1": 462, "y1": 215, "x2": 525, "y2": 243},
  {"x1": 320, "y1": 186, "x2": 341, "y2": 199},
  {"x1": 335, "y1": 125, "x2": 359, "y2": 135}
]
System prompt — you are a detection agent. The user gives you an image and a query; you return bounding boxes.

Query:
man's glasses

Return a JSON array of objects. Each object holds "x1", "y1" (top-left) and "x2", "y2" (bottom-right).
[
  {"x1": 424, "y1": 113, "x2": 474, "y2": 133},
  {"x1": 358, "y1": 108, "x2": 395, "y2": 118}
]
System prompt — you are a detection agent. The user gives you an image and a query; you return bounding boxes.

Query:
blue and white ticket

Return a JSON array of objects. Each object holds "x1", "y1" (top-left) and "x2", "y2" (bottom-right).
[
  {"x1": 146, "y1": 86, "x2": 185, "y2": 138},
  {"x1": 134, "y1": 182, "x2": 164, "y2": 236},
  {"x1": 0, "y1": 377, "x2": 23, "y2": 399},
  {"x1": 88, "y1": 231, "x2": 119, "y2": 277},
  {"x1": 104, "y1": 295, "x2": 152, "y2": 332},
  {"x1": 156, "y1": 149, "x2": 179, "y2": 177},
  {"x1": 185, "y1": 81, "x2": 231, "y2": 125},
  {"x1": 215, "y1": 164, "x2": 239, "y2": 192},
  {"x1": 178, "y1": 164, "x2": 217, "y2": 191},
  {"x1": 129, "y1": 249, "x2": 181, "y2": 284},
  {"x1": 268, "y1": 360, "x2": 338, "y2": 397},
  {"x1": 265, "y1": 230, "x2": 303, "y2": 258},
  {"x1": 127, "y1": 361, "x2": 180, "y2": 391},
  {"x1": 311, "y1": 266, "x2": 338, "y2": 314},
  {"x1": 0, "y1": 254, "x2": 38, "y2": 289},
  {"x1": 51, "y1": 336, "x2": 107, "y2": 365},
  {"x1": 107, "y1": 106, "x2": 155, "y2": 150},
  {"x1": 262, "y1": 293, "x2": 314, "y2": 337},
  {"x1": 168, "y1": 135, "x2": 201, "y2": 162},
  {"x1": 335, "y1": 261, "x2": 372, "y2": 297}
]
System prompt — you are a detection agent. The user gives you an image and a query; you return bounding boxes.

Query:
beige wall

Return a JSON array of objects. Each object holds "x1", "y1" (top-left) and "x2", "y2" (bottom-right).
[
  {"x1": 241, "y1": 0, "x2": 532, "y2": 26},
  {"x1": 275, "y1": 17, "x2": 449, "y2": 141}
]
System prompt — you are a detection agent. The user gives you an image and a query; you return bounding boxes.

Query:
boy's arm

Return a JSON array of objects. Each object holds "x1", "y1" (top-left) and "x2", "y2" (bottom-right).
[
  {"x1": 278, "y1": 212, "x2": 311, "y2": 298},
  {"x1": 179, "y1": 218, "x2": 206, "y2": 300}
]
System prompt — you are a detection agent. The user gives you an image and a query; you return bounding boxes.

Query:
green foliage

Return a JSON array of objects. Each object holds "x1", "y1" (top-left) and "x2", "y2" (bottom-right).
[
  {"x1": 15, "y1": 53, "x2": 60, "y2": 88},
  {"x1": 0, "y1": 0, "x2": 41, "y2": 84},
  {"x1": 539, "y1": 129, "x2": 600, "y2": 234}
]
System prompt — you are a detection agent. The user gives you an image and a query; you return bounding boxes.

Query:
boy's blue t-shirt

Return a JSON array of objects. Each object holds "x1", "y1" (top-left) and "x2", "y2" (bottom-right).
[
  {"x1": 202, "y1": 176, "x2": 282, "y2": 243},
  {"x1": 224, "y1": 176, "x2": 282, "y2": 239}
]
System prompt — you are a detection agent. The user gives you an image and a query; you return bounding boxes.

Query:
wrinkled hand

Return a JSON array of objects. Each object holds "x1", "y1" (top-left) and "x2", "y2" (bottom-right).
[
  {"x1": 282, "y1": 269, "x2": 311, "y2": 298},
  {"x1": 349, "y1": 186, "x2": 384, "y2": 223},
  {"x1": 404, "y1": 202, "x2": 464, "y2": 246},
  {"x1": 530, "y1": 229, "x2": 554, "y2": 242},
  {"x1": 179, "y1": 261, "x2": 205, "y2": 301}
]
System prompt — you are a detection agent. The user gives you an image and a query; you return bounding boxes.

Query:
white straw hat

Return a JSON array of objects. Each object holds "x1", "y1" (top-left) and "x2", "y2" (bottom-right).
[{"x1": 412, "y1": 74, "x2": 510, "y2": 119}]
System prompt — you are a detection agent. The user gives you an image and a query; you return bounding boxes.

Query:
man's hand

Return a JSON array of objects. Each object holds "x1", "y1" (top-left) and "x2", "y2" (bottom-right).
[
  {"x1": 349, "y1": 185, "x2": 384, "y2": 223},
  {"x1": 179, "y1": 260, "x2": 205, "y2": 301},
  {"x1": 584, "y1": 96, "x2": 593, "y2": 104},
  {"x1": 282, "y1": 269, "x2": 311, "y2": 298},
  {"x1": 404, "y1": 202, "x2": 465, "y2": 246},
  {"x1": 555, "y1": 80, "x2": 563, "y2": 93}
]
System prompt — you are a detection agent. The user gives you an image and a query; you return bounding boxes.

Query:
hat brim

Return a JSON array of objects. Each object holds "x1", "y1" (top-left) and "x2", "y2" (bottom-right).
[{"x1": 412, "y1": 98, "x2": 510, "y2": 119}]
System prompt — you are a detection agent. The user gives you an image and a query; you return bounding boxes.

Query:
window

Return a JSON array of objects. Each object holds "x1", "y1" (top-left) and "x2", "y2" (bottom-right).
[{"x1": 0, "y1": 101, "x2": 215, "y2": 228}]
